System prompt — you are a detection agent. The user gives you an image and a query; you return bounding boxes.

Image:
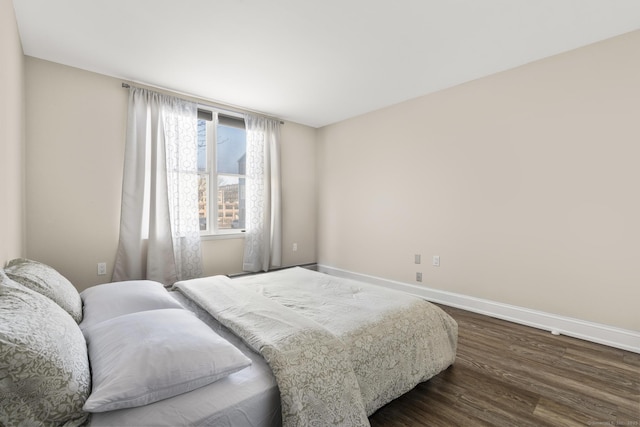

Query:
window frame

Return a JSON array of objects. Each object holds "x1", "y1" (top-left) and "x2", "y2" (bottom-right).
[{"x1": 198, "y1": 107, "x2": 247, "y2": 239}]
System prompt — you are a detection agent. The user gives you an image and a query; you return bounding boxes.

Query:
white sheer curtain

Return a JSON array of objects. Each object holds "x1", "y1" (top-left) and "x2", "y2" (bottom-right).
[
  {"x1": 242, "y1": 114, "x2": 282, "y2": 272},
  {"x1": 113, "y1": 87, "x2": 202, "y2": 286}
]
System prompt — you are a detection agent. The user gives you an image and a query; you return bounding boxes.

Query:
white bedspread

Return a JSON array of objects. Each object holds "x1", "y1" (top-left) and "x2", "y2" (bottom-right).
[
  {"x1": 175, "y1": 275, "x2": 370, "y2": 427},
  {"x1": 175, "y1": 267, "x2": 458, "y2": 426}
]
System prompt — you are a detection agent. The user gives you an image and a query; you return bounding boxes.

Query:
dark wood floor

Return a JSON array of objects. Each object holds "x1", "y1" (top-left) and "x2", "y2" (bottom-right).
[{"x1": 369, "y1": 305, "x2": 640, "y2": 426}]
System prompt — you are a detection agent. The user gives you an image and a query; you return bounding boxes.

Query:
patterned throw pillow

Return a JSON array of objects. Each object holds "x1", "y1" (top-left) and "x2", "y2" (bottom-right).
[
  {"x1": 5, "y1": 258, "x2": 83, "y2": 323},
  {"x1": 0, "y1": 271, "x2": 91, "y2": 427}
]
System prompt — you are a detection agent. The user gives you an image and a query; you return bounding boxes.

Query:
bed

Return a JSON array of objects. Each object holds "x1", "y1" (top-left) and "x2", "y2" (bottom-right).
[{"x1": 0, "y1": 259, "x2": 457, "y2": 427}]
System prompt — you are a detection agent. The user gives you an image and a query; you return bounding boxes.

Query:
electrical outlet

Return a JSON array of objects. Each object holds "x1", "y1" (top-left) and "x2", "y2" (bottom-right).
[
  {"x1": 292, "y1": 243, "x2": 298, "y2": 252},
  {"x1": 416, "y1": 272, "x2": 422, "y2": 282},
  {"x1": 97, "y1": 262, "x2": 107, "y2": 276},
  {"x1": 432, "y1": 256, "x2": 440, "y2": 267},
  {"x1": 414, "y1": 254, "x2": 421, "y2": 264}
]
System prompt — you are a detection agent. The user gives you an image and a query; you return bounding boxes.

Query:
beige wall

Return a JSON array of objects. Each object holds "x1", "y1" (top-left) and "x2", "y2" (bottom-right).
[
  {"x1": 317, "y1": 30, "x2": 640, "y2": 332},
  {"x1": 280, "y1": 121, "x2": 318, "y2": 266},
  {"x1": 25, "y1": 58, "x2": 127, "y2": 290},
  {"x1": 24, "y1": 57, "x2": 317, "y2": 290},
  {"x1": 0, "y1": 0, "x2": 25, "y2": 264}
]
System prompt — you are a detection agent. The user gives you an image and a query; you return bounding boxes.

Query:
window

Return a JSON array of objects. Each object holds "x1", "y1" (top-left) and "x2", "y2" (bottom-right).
[{"x1": 197, "y1": 108, "x2": 246, "y2": 235}]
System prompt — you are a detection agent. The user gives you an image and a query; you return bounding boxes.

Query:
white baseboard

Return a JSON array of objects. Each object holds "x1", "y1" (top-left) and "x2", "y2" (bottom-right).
[{"x1": 317, "y1": 264, "x2": 640, "y2": 354}]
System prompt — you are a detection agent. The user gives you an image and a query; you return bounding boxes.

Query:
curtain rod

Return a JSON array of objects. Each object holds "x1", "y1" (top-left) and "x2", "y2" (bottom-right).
[{"x1": 121, "y1": 82, "x2": 284, "y2": 124}]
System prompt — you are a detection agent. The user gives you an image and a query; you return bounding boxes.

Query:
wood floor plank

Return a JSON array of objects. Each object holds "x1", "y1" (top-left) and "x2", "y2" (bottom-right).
[
  {"x1": 426, "y1": 369, "x2": 543, "y2": 427},
  {"x1": 456, "y1": 345, "x2": 620, "y2": 421},
  {"x1": 532, "y1": 397, "x2": 593, "y2": 427},
  {"x1": 457, "y1": 331, "x2": 635, "y2": 415},
  {"x1": 558, "y1": 349, "x2": 640, "y2": 404},
  {"x1": 368, "y1": 304, "x2": 640, "y2": 426},
  {"x1": 624, "y1": 352, "x2": 640, "y2": 367}
]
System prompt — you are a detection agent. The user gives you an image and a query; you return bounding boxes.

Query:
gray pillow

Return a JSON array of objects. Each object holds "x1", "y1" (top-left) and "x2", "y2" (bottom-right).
[
  {"x1": 0, "y1": 270, "x2": 90, "y2": 426},
  {"x1": 83, "y1": 308, "x2": 252, "y2": 412},
  {"x1": 79, "y1": 279, "x2": 184, "y2": 331},
  {"x1": 5, "y1": 258, "x2": 83, "y2": 323}
]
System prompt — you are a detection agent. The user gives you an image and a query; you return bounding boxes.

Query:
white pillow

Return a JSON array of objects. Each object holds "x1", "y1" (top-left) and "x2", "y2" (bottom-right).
[
  {"x1": 79, "y1": 280, "x2": 184, "y2": 331},
  {"x1": 82, "y1": 308, "x2": 251, "y2": 412}
]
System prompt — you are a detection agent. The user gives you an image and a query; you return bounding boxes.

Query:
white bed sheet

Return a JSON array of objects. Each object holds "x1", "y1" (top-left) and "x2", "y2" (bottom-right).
[{"x1": 88, "y1": 292, "x2": 281, "y2": 427}]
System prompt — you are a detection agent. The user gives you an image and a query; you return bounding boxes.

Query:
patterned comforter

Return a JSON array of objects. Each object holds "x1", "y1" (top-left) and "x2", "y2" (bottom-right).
[{"x1": 174, "y1": 267, "x2": 457, "y2": 427}]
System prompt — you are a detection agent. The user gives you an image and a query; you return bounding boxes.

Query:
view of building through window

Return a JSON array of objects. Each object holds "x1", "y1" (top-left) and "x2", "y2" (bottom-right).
[{"x1": 197, "y1": 115, "x2": 246, "y2": 233}]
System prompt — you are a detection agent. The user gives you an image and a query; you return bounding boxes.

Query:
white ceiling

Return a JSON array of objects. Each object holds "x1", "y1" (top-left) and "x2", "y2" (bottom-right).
[{"x1": 12, "y1": 0, "x2": 640, "y2": 128}]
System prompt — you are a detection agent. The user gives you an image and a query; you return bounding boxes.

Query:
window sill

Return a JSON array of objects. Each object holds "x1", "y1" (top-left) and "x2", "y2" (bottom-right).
[{"x1": 200, "y1": 232, "x2": 246, "y2": 241}]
